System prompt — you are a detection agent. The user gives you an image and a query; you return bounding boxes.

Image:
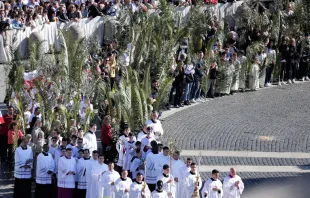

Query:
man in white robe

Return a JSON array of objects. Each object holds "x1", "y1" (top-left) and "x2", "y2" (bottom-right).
[
  {"x1": 83, "y1": 123, "x2": 97, "y2": 154},
  {"x1": 145, "y1": 144, "x2": 162, "y2": 192},
  {"x1": 35, "y1": 144, "x2": 55, "y2": 198},
  {"x1": 101, "y1": 162, "x2": 121, "y2": 198},
  {"x1": 223, "y1": 168, "x2": 244, "y2": 198},
  {"x1": 91, "y1": 154, "x2": 108, "y2": 198},
  {"x1": 115, "y1": 170, "x2": 133, "y2": 197},
  {"x1": 137, "y1": 124, "x2": 155, "y2": 141},
  {"x1": 201, "y1": 169, "x2": 223, "y2": 198},
  {"x1": 130, "y1": 150, "x2": 145, "y2": 179},
  {"x1": 184, "y1": 162, "x2": 202, "y2": 198},
  {"x1": 123, "y1": 134, "x2": 136, "y2": 171},
  {"x1": 157, "y1": 147, "x2": 170, "y2": 171},
  {"x1": 14, "y1": 137, "x2": 33, "y2": 198},
  {"x1": 171, "y1": 151, "x2": 185, "y2": 198},
  {"x1": 76, "y1": 149, "x2": 91, "y2": 198},
  {"x1": 129, "y1": 173, "x2": 151, "y2": 198},
  {"x1": 145, "y1": 111, "x2": 163, "y2": 141},
  {"x1": 86, "y1": 150, "x2": 99, "y2": 198},
  {"x1": 141, "y1": 130, "x2": 156, "y2": 157},
  {"x1": 157, "y1": 165, "x2": 176, "y2": 198},
  {"x1": 151, "y1": 180, "x2": 168, "y2": 198},
  {"x1": 116, "y1": 125, "x2": 131, "y2": 168},
  {"x1": 57, "y1": 148, "x2": 76, "y2": 198}
]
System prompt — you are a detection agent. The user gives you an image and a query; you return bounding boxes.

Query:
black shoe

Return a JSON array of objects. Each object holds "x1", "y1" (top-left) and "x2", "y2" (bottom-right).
[
  {"x1": 179, "y1": 104, "x2": 184, "y2": 107},
  {"x1": 187, "y1": 100, "x2": 191, "y2": 105},
  {"x1": 184, "y1": 101, "x2": 189, "y2": 105}
]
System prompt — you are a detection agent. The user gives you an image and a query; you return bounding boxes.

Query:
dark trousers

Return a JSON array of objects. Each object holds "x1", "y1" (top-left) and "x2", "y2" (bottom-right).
[
  {"x1": 75, "y1": 189, "x2": 86, "y2": 198},
  {"x1": 35, "y1": 183, "x2": 52, "y2": 198},
  {"x1": 299, "y1": 61, "x2": 309, "y2": 78},
  {"x1": 14, "y1": 178, "x2": 32, "y2": 198},
  {"x1": 174, "y1": 85, "x2": 183, "y2": 106},
  {"x1": 168, "y1": 86, "x2": 176, "y2": 104},
  {"x1": 0, "y1": 135, "x2": 8, "y2": 163},
  {"x1": 147, "y1": 183, "x2": 156, "y2": 192},
  {"x1": 207, "y1": 79, "x2": 216, "y2": 98},
  {"x1": 280, "y1": 62, "x2": 286, "y2": 81},
  {"x1": 110, "y1": 77, "x2": 115, "y2": 90},
  {"x1": 286, "y1": 60, "x2": 297, "y2": 80},
  {"x1": 265, "y1": 64, "x2": 274, "y2": 84}
]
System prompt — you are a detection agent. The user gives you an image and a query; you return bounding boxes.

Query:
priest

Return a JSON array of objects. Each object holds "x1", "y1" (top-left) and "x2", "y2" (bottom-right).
[
  {"x1": 76, "y1": 149, "x2": 92, "y2": 198},
  {"x1": 145, "y1": 111, "x2": 164, "y2": 140},
  {"x1": 184, "y1": 162, "x2": 202, "y2": 198},
  {"x1": 145, "y1": 142, "x2": 162, "y2": 192},
  {"x1": 201, "y1": 169, "x2": 223, "y2": 198},
  {"x1": 14, "y1": 137, "x2": 33, "y2": 198},
  {"x1": 129, "y1": 172, "x2": 151, "y2": 198},
  {"x1": 91, "y1": 154, "x2": 108, "y2": 198},
  {"x1": 101, "y1": 161, "x2": 121, "y2": 198},
  {"x1": 171, "y1": 151, "x2": 185, "y2": 198},
  {"x1": 35, "y1": 144, "x2": 55, "y2": 198},
  {"x1": 123, "y1": 133, "x2": 137, "y2": 172},
  {"x1": 151, "y1": 180, "x2": 168, "y2": 198},
  {"x1": 115, "y1": 170, "x2": 133, "y2": 197},
  {"x1": 57, "y1": 148, "x2": 76, "y2": 198},
  {"x1": 223, "y1": 168, "x2": 244, "y2": 198},
  {"x1": 83, "y1": 123, "x2": 98, "y2": 154},
  {"x1": 86, "y1": 150, "x2": 99, "y2": 198},
  {"x1": 156, "y1": 165, "x2": 176, "y2": 198}
]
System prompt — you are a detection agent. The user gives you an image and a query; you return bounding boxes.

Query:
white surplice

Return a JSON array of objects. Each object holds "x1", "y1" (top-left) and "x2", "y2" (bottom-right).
[
  {"x1": 184, "y1": 172, "x2": 202, "y2": 198},
  {"x1": 201, "y1": 178, "x2": 223, "y2": 198},
  {"x1": 57, "y1": 156, "x2": 76, "y2": 188},
  {"x1": 157, "y1": 154, "x2": 170, "y2": 172},
  {"x1": 101, "y1": 170, "x2": 120, "y2": 198},
  {"x1": 36, "y1": 152, "x2": 55, "y2": 184},
  {"x1": 145, "y1": 119, "x2": 164, "y2": 139},
  {"x1": 157, "y1": 173, "x2": 176, "y2": 198},
  {"x1": 115, "y1": 177, "x2": 133, "y2": 198},
  {"x1": 83, "y1": 131, "x2": 97, "y2": 154},
  {"x1": 86, "y1": 159, "x2": 98, "y2": 198},
  {"x1": 14, "y1": 146, "x2": 33, "y2": 179},
  {"x1": 116, "y1": 135, "x2": 130, "y2": 167},
  {"x1": 145, "y1": 152, "x2": 162, "y2": 185},
  {"x1": 91, "y1": 162, "x2": 108, "y2": 198},
  {"x1": 129, "y1": 181, "x2": 151, "y2": 198},
  {"x1": 151, "y1": 190, "x2": 168, "y2": 198},
  {"x1": 171, "y1": 159, "x2": 185, "y2": 198},
  {"x1": 123, "y1": 141, "x2": 136, "y2": 171},
  {"x1": 141, "y1": 136, "x2": 156, "y2": 157},
  {"x1": 77, "y1": 157, "x2": 92, "y2": 190},
  {"x1": 223, "y1": 175, "x2": 244, "y2": 198},
  {"x1": 130, "y1": 157, "x2": 144, "y2": 179}
]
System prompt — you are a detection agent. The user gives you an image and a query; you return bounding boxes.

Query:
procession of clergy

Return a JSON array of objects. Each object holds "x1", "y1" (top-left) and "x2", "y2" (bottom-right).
[{"x1": 14, "y1": 115, "x2": 244, "y2": 198}]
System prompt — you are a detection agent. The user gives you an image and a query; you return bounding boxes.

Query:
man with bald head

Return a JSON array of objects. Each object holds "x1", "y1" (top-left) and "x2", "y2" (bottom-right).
[{"x1": 223, "y1": 167, "x2": 244, "y2": 198}]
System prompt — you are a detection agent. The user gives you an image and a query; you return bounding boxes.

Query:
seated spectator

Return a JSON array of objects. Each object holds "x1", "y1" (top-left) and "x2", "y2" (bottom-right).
[
  {"x1": 11, "y1": 14, "x2": 24, "y2": 30},
  {"x1": 56, "y1": 5, "x2": 69, "y2": 23},
  {"x1": 67, "y1": 4, "x2": 81, "y2": 22},
  {"x1": 80, "y1": 3, "x2": 88, "y2": 18}
]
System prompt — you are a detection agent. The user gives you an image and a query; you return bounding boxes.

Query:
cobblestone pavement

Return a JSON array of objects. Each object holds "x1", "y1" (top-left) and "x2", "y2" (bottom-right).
[
  {"x1": 161, "y1": 82, "x2": 310, "y2": 152},
  {"x1": 161, "y1": 82, "x2": 310, "y2": 197}
]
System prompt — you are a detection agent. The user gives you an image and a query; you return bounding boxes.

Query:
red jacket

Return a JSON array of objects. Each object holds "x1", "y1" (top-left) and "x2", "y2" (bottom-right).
[
  {"x1": 0, "y1": 114, "x2": 14, "y2": 136},
  {"x1": 101, "y1": 124, "x2": 112, "y2": 145}
]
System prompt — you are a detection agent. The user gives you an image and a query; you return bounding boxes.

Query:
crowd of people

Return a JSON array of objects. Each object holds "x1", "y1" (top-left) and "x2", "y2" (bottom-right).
[
  {"x1": 1, "y1": 103, "x2": 244, "y2": 198},
  {"x1": 0, "y1": 0, "x2": 309, "y2": 198}
]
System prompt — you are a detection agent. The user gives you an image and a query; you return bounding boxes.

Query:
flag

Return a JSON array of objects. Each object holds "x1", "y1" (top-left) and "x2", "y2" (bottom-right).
[{"x1": 0, "y1": 111, "x2": 4, "y2": 124}]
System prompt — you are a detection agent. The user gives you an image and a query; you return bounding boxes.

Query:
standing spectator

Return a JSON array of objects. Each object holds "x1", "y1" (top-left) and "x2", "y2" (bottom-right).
[
  {"x1": 0, "y1": 105, "x2": 15, "y2": 164},
  {"x1": 299, "y1": 45, "x2": 310, "y2": 81},
  {"x1": 67, "y1": 4, "x2": 81, "y2": 21},
  {"x1": 207, "y1": 61, "x2": 218, "y2": 98},
  {"x1": 29, "y1": 107, "x2": 41, "y2": 133},
  {"x1": 56, "y1": 5, "x2": 69, "y2": 23},
  {"x1": 286, "y1": 38, "x2": 299, "y2": 84},
  {"x1": 265, "y1": 41, "x2": 277, "y2": 87},
  {"x1": 101, "y1": 115, "x2": 112, "y2": 159},
  {"x1": 183, "y1": 62, "x2": 195, "y2": 105},
  {"x1": 191, "y1": 51, "x2": 206, "y2": 103},
  {"x1": 14, "y1": 137, "x2": 33, "y2": 198},
  {"x1": 172, "y1": 61, "x2": 185, "y2": 108}
]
